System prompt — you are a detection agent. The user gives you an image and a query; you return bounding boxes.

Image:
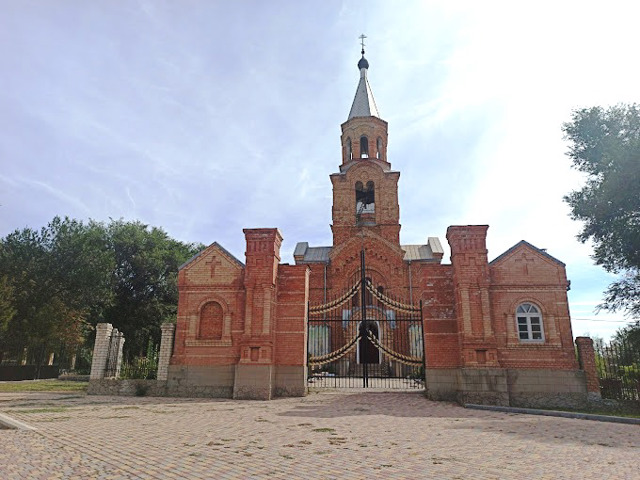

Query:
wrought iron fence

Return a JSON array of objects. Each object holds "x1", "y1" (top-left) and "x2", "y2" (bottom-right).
[
  {"x1": 119, "y1": 339, "x2": 159, "y2": 380},
  {"x1": 596, "y1": 339, "x2": 640, "y2": 402},
  {"x1": 120, "y1": 356, "x2": 158, "y2": 380}
]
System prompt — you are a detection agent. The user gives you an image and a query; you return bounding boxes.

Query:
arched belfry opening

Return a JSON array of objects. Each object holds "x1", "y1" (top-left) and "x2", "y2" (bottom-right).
[
  {"x1": 355, "y1": 181, "x2": 375, "y2": 222},
  {"x1": 360, "y1": 136, "x2": 369, "y2": 158},
  {"x1": 376, "y1": 137, "x2": 383, "y2": 159},
  {"x1": 346, "y1": 137, "x2": 352, "y2": 160}
]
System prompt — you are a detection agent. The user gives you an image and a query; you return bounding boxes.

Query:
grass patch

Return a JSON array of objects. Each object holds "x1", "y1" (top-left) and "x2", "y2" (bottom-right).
[
  {"x1": 328, "y1": 437, "x2": 347, "y2": 445},
  {"x1": 312, "y1": 427, "x2": 336, "y2": 433},
  {"x1": 0, "y1": 380, "x2": 88, "y2": 393}
]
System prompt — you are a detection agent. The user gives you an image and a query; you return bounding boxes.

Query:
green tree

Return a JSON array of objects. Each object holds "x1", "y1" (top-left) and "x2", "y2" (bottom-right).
[
  {"x1": 0, "y1": 217, "x2": 203, "y2": 365},
  {"x1": 102, "y1": 220, "x2": 202, "y2": 357},
  {"x1": 0, "y1": 217, "x2": 114, "y2": 366},
  {"x1": 0, "y1": 275, "x2": 16, "y2": 363},
  {"x1": 613, "y1": 321, "x2": 640, "y2": 350},
  {"x1": 0, "y1": 275, "x2": 15, "y2": 331},
  {"x1": 563, "y1": 104, "x2": 640, "y2": 317}
]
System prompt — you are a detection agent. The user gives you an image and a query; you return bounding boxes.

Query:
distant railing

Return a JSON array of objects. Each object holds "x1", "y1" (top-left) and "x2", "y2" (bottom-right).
[{"x1": 0, "y1": 345, "x2": 87, "y2": 380}]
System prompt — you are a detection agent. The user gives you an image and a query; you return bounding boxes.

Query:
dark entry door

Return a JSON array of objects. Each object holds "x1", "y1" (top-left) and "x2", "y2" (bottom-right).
[{"x1": 360, "y1": 323, "x2": 380, "y2": 364}]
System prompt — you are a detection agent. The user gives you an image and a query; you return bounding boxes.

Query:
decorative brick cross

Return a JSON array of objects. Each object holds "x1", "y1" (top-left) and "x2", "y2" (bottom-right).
[
  {"x1": 514, "y1": 252, "x2": 534, "y2": 263},
  {"x1": 514, "y1": 252, "x2": 534, "y2": 274},
  {"x1": 205, "y1": 256, "x2": 222, "y2": 278}
]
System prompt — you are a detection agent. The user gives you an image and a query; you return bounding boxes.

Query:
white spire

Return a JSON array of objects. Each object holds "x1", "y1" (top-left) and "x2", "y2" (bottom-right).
[
  {"x1": 347, "y1": 65, "x2": 380, "y2": 120},
  {"x1": 347, "y1": 36, "x2": 380, "y2": 120}
]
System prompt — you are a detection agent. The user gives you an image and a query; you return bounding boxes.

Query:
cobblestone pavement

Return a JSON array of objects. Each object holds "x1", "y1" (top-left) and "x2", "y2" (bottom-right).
[{"x1": 1, "y1": 390, "x2": 638, "y2": 480}]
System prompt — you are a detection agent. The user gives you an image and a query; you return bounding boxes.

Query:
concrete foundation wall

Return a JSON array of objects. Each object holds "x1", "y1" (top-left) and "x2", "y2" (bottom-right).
[
  {"x1": 165, "y1": 364, "x2": 235, "y2": 398},
  {"x1": 425, "y1": 368, "x2": 459, "y2": 401},
  {"x1": 274, "y1": 366, "x2": 307, "y2": 397},
  {"x1": 88, "y1": 363, "x2": 307, "y2": 399},
  {"x1": 87, "y1": 379, "x2": 167, "y2": 397},
  {"x1": 233, "y1": 364, "x2": 274, "y2": 400},
  {"x1": 426, "y1": 367, "x2": 589, "y2": 409},
  {"x1": 458, "y1": 368, "x2": 509, "y2": 406},
  {"x1": 507, "y1": 369, "x2": 588, "y2": 409}
]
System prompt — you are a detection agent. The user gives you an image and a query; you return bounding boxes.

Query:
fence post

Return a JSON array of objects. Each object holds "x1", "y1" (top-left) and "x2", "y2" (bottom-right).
[
  {"x1": 157, "y1": 323, "x2": 176, "y2": 381},
  {"x1": 575, "y1": 336, "x2": 601, "y2": 401},
  {"x1": 90, "y1": 323, "x2": 114, "y2": 380}
]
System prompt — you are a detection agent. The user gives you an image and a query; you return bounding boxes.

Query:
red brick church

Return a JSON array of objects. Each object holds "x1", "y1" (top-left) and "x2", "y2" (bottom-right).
[{"x1": 167, "y1": 46, "x2": 588, "y2": 407}]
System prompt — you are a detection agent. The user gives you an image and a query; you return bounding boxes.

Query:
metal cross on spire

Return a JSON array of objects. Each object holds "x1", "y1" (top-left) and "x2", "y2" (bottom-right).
[{"x1": 359, "y1": 34, "x2": 367, "y2": 55}]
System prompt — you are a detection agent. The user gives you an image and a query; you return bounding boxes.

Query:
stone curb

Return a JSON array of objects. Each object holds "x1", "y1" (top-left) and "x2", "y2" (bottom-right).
[
  {"x1": 464, "y1": 403, "x2": 640, "y2": 425},
  {"x1": 0, "y1": 412, "x2": 37, "y2": 431}
]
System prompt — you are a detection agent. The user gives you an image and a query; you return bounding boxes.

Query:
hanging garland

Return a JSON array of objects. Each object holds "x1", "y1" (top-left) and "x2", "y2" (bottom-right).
[
  {"x1": 365, "y1": 330, "x2": 423, "y2": 367},
  {"x1": 309, "y1": 280, "x2": 361, "y2": 315},
  {"x1": 364, "y1": 281, "x2": 421, "y2": 314},
  {"x1": 308, "y1": 331, "x2": 361, "y2": 366}
]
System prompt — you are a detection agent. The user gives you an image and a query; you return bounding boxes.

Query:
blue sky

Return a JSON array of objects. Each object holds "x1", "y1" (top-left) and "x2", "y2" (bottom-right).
[{"x1": 1, "y1": 1, "x2": 638, "y2": 339}]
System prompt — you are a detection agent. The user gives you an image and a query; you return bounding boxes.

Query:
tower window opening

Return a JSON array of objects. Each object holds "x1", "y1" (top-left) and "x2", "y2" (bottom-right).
[
  {"x1": 346, "y1": 137, "x2": 352, "y2": 160},
  {"x1": 376, "y1": 137, "x2": 383, "y2": 159},
  {"x1": 360, "y1": 136, "x2": 369, "y2": 158},
  {"x1": 355, "y1": 181, "x2": 375, "y2": 216}
]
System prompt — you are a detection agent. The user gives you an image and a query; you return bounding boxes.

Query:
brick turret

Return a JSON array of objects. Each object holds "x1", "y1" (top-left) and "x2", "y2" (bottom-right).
[{"x1": 447, "y1": 225, "x2": 498, "y2": 366}]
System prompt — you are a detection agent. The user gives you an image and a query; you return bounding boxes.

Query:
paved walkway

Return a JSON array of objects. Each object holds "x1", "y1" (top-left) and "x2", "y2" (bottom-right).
[{"x1": 1, "y1": 390, "x2": 638, "y2": 479}]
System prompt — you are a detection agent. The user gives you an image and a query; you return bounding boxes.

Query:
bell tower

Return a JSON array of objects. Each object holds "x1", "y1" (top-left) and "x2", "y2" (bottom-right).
[{"x1": 331, "y1": 37, "x2": 401, "y2": 247}]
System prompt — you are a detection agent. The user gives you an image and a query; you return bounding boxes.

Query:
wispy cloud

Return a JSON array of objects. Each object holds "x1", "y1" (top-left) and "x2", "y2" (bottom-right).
[{"x1": 1, "y1": 2, "x2": 638, "y2": 339}]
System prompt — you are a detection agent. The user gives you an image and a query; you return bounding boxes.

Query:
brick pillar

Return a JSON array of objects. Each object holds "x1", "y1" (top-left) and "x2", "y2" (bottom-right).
[
  {"x1": 157, "y1": 323, "x2": 176, "y2": 381},
  {"x1": 446, "y1": 225, "x2": 498, "y2": 367},
  {"x1": 575, "y1": 336, "x2": 601, "y2": 400},
  {"x1": 90, "y1": 323, "x2": 113, "y2": 380},
  {"x1": 234, "y1": 228, "x2": 283, "y2": 400}
]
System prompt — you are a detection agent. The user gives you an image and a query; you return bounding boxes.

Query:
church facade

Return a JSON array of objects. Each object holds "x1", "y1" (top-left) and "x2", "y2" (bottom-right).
[{"x1": 167, "y1": 50, "x2": 589, "y2": 407}]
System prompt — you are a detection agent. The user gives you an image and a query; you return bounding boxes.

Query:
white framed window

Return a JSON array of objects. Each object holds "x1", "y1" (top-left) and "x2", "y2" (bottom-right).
[{"x1": 516, "y1": 303, "x2": 544, "y2": 342}]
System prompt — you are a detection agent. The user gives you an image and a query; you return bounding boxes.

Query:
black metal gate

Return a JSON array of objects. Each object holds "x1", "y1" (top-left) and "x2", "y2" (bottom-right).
[{"x1": 307, "y1": 250, "x2": 425, "y2": 389}]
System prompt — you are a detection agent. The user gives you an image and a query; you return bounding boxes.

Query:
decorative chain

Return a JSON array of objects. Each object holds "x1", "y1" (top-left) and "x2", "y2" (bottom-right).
[
  {"x1": 308, "y1": 331, "x2": 361, "y2": 366},
  {"x1": 364, "y1": 281, "x2": 421, "y2": 313},
  {"x1": 309, "y1": 281, "x2": 361, "y2": 315},
  {"x1": 365, "y1": 330, "x2": 423, "y2": 367}
]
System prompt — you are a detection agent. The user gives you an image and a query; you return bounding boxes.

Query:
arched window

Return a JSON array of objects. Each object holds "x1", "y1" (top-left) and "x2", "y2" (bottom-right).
[
  {"x1": 360, "y1": 136, "x2": 369, "y2": 158},
  {"x1": 376, "y1": 137, "x2": 383, "y2": 159},
  {"x1": 346, "y1": 137, "x2": 352, "y2": 160},
  {"x1": 199, "y1": 301, "x2": 224, "y2": 340},
  {"x1": 516, "y1": 303, "x2": 544, "y2": 341},
  {"x1": 355, "y1": 181, "x2": 375, "y2": 214}
]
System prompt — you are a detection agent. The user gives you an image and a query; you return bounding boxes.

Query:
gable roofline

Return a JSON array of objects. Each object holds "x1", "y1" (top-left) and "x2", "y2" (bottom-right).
[
  {"x1": 179, "y1": 241, "x2": 245, "y2": 271},
  {"x1": 490, "y1": 240, "x2": 565, "y2": 267}
]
